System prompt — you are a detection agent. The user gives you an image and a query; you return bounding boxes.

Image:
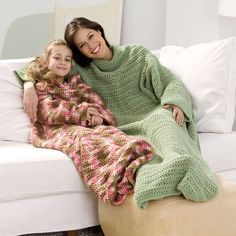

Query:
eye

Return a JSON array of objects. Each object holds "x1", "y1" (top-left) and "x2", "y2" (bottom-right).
[
  {"x1": 79, "y1": 43, "x2": 84, "y2": 49},
  {"x1": 53, "y1": 56, "x2": 60, "y2": 60},
  {"x1": 88, "y1": 34, "x2": 94, "y2": 40},
  {"x1": 65, "y1": 58, "x2": 72, "y2": 62}
]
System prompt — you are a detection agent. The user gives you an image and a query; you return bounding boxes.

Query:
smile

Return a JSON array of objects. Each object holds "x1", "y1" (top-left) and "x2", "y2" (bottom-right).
[{"x1": 92, "y1": 45, "x2": 100, "y2": 54}]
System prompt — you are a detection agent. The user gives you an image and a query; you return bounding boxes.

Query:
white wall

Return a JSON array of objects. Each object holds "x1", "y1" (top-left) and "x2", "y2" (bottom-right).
[
  {"x1": 121, "y1": 0, "x2": 166, "y2": 50},
  {"x1": 165, "y1": 0, "x2": 219, "y2": 46},
  {"x1": 53, "y1": 0, "x2": 123, "y2": 45},
  {"x1": 219, "y1": 17, "x2": 236, "y2": 39},
  {"x1": 1, "y1": 0, "x2": 236, "y2": 58},
  {"x1": 0, "y1": 0, "x2": 123, "y2": 59},
  {"x1": 0, "y1": 0, "x2": 54, "y2": 59},
  {"x1": 121, "y1": 0, "x2": 236, "y2": 49},
  {"x1": 165, "y1": 0, "x2": 236, "y2": 47}
]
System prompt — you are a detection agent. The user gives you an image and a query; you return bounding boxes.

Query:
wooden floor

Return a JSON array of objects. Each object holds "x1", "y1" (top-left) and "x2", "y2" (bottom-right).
[
  {"x1": 67, "y1": 230, "x2": 79, "y2": 236},
  {"x1": 66, "y1": 226, "x2": 104, "y2": 236}
]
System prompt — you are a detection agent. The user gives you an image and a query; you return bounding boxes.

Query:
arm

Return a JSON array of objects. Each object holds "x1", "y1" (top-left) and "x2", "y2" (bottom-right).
[
  {"x1": 141, "y1": 49, "x2": 193, "y2": 123},
  {"x1": 70, "y1": 75, "x2": 116, "y2": 126},
  {"x1": 86, "y1": 86, "x2": 116, "y2": 126},
  {"x1": 23, "y1": 82, "x2": 38, "y2": 122},
  {"x1": 37, "y1": 90, "x2": 89, "y2": 126},
  {"x1": 37, "y1": 80, "x2": 115, "y2": 127},
  {"x1": 14, "y1": 68, "x2": 89, "y2": 126},
  {"x1": 14, "y1": 69, "x2": 38, "y2": 122},
  {"x1": 156, "y1": 60, "x2": 191, "y2": 125}
]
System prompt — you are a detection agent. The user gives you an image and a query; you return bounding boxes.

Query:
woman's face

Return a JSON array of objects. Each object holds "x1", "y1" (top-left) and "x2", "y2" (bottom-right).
[{"x1": 73, "y1": 27, "x2": 112, "y2": 60}]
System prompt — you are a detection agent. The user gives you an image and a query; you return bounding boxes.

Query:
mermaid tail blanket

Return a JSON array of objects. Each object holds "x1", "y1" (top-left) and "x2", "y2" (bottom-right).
[{"x1": 30, "y1": 75, "x2": 153, "y2": 205}]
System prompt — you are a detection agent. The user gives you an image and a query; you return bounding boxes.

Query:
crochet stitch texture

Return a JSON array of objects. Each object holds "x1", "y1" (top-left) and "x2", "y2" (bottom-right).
[
  {"x1": 72, "y1": 45, "x2": 219, "y2": 208},
  {"x1": 30, "y1": 75, "x2": 154, "y2": 205}
]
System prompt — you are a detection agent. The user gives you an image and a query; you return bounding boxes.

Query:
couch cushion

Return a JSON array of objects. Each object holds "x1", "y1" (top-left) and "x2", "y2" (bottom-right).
[
  {"x1": 0, "y1": 59, "x2": 32, "y2": 142},
  {"x1": 198, "y1": 132, "x2": 236, "y2": 184},
  {"x1": 159, "y1": 37, "x2": 236, "y2": 133},
  {"x1": 0, "y1": 141, "x2": 90, "y2": 202}
]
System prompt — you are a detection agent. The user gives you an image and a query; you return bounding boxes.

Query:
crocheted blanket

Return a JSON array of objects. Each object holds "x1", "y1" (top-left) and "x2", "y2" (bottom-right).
[
  {"x1": 72, "y1": 45, "x2": 219, "y2": 208},
  {"x1": 30, "y1": 75, "x2": 153, "y2": 205}
]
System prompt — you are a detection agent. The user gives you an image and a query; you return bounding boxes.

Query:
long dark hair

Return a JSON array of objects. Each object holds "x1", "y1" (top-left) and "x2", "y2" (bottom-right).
[{"x1": 64, "y1": 17, "x2": 111, "y2": 67}]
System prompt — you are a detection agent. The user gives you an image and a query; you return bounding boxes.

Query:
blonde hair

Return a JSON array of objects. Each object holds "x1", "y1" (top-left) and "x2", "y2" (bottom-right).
[{"x1": 26, "y1": 39, "x2": 72, "y2": 82}]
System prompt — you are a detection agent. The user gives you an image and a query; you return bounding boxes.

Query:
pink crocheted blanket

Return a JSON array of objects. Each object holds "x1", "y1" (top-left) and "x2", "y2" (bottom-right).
[{"x1": 30, "y1": 75, "x2": 153, "y2": 205}]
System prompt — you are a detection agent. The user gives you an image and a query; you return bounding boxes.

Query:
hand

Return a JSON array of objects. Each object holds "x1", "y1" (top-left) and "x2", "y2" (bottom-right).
[
  {"x1": 91, "y1": 115, "x2": 103, "y2": 126},
  {"x1": 163, "y1": 104, "x2": 185, "y2": 126},
  {"x1": 87, "y1": 107, "x2": 103, "y2": 126},
  {"x1": 23, "y1": 82, "x2": 38, "y2": 122}
]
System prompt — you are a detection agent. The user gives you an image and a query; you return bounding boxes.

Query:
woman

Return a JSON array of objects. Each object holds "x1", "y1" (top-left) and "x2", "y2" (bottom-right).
[{"x1": 21, "y1": 17, "x2": 218, "y2": 208}]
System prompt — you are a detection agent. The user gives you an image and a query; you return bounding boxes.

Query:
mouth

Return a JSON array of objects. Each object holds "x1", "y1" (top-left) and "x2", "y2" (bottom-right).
[
  {"x1": 57, "y1": 67, "x2": 67, "y2": 70},
  {"x1": 92, "y1": 45, "x2": 100, "y2": 54}
]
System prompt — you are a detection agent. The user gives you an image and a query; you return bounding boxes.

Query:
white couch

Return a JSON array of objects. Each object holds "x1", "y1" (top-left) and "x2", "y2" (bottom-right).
[
  {"x1": 0, "y1": 60, "x2": 99, "y2": 235},
  {"x1": 0, "y1": 37, "x2": 236, "y2": 236}
]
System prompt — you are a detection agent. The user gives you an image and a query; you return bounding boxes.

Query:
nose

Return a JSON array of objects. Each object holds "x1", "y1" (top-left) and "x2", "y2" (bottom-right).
[
  {"x1": 87, "y1": 41, "x2": 95, "y2": 50},
  {"x1": 60, "y1": 59, "x2": 66, "y2": 65}
]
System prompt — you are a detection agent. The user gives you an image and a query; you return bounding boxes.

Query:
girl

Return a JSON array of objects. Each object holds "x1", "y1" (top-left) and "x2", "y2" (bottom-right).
[{"x1": 22, "y1": 39, "x2": 154, "y2": 205}]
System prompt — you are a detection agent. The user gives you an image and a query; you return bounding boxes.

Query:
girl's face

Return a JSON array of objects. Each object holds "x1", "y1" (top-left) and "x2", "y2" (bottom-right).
[
  {"x1": 73, "y1": 27, "x2": 112, "y2": 60},
  {"x1": 47, "y1": 45, "x2": 72, "y2": 79}
]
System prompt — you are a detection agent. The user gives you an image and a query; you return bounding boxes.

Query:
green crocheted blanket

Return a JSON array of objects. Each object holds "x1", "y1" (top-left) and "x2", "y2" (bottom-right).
[{"x1": 71, "y1": 45, "x2": 219, "y2": 208}]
